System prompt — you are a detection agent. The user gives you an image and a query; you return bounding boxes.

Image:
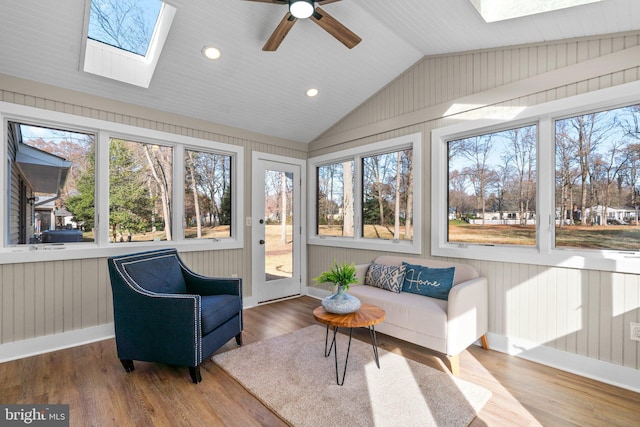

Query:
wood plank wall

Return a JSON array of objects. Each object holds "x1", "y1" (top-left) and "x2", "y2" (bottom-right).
[{"x1": 308, "y1": 32, "x2": 640, "y2": 371}]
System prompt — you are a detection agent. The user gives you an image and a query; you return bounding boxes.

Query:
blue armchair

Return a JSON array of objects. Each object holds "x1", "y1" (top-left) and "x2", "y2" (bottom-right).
[{"x1": 107, "y1": 248, "x2": 243, "y2": 383}]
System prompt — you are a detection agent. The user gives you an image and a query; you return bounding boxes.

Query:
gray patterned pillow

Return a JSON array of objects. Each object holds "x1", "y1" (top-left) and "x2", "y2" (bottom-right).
[{"x1": 365, "y1": 262, "x2": 406, "y2": 293}]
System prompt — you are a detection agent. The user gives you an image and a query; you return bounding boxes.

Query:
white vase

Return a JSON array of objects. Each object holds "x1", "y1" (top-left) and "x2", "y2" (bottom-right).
[{"x1": 321, "y1": 285, "x2": 361, "y2": 314}]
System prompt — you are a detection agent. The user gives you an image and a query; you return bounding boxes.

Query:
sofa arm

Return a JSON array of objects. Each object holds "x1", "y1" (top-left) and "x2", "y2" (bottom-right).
[{"x1": 446, "y1": 276, "x2": 488, "y2": 356}]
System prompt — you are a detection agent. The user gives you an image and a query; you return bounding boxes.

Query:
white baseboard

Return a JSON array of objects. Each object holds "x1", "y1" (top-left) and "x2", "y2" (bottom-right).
[
  {"x1": 0, "y1": 324, "x2": 115, "y2": 363},
  {"x1": 485, "y1": 332, "x2": 640, "y2": 393}
]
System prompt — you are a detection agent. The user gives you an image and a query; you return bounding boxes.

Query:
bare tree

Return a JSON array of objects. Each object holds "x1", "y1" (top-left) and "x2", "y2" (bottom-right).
[
  {"x1": 186, "y1": 151, "x2": 202, "y2": 238},
  {"x1": 342, "y1": 161, "x2": 354, "y2": 236},
  {"x1": 142, "y1": 144, "x2": 172, "y2": 240},
  {"x1": 89, "y1": 0, "x2": 154, "y2": 54}
]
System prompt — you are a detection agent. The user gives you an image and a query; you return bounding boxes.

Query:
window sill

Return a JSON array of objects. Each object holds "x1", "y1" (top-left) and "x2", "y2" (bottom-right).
[
  {"x1": 0, "y1": 239, "x2": 242, "y2": 265},
  {"x1": 309, "y1": 235, "x2": 421, "y2": 255}
]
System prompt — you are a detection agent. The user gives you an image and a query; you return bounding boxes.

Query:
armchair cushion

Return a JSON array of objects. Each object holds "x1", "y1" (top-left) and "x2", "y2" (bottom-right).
[
  {"x1": 201, "y1": 294, "x2": 243, "y2": 335},
  {"x1": 123, "y1": 254, "x2": 187, "y2": 294}
]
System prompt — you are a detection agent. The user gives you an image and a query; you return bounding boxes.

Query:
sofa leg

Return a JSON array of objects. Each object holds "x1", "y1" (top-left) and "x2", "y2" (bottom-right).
[
  {"x1": 235, "y1": 332, "x2": 243, "y2": 346},
  {"x1": 120, "y1": 359, "x2": 135, "y2": 373},
  {"x1": 189, "y1": 366, "x2": 202, "y2": 384},
  {"x1": 446, "y1": 355, "x2": 460, "y2": 376},
  {"x1": 480, "y1": 334, "x2": 490, "y2": 350}
]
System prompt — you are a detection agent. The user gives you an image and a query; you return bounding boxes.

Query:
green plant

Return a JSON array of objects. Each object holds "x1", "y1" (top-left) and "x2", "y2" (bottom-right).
[{"x1": 314, "y1": 260, "x2": 360, "y2": 290}]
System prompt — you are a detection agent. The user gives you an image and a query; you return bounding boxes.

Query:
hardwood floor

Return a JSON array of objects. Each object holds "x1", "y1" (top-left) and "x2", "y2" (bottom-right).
[{"x1": 1, "y1": 296, "x2": 639, "y2": 426}]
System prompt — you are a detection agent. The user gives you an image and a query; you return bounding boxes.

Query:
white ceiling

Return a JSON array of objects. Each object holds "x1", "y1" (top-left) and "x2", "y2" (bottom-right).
[{"x1": 1, "y1": 0, "x2": 639, "y2": 143}]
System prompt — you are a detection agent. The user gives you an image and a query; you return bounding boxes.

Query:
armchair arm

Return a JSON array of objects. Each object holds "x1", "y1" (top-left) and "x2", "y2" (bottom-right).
[
  {"x1": 446, "y1": 276, "x2": 488, "y2": 356},
  {"x1": 180, "y1": 265, "x2": 242, "y2": 297},
  {"x1": 112, "y1": 287, "x2": 202, "y2": 367}
]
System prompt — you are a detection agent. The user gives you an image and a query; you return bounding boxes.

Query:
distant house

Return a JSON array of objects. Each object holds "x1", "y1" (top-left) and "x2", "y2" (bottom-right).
[{"x1": 8, "y1": 123, "x2": 71, "y2": 244}]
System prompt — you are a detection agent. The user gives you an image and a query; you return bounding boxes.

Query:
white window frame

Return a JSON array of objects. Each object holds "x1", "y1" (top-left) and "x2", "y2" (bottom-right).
[
  {"x1": 432, "y1": 80, "x2": 640, "y2": 274},
  {"x1": 1, "y1": 102, "x2": 244, "y2": 264},
  {"x1": 308, "y1": 133, "x2": 422, "y2": 254}
]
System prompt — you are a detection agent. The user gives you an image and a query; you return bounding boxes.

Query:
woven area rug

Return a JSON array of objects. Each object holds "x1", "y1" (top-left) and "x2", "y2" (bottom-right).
[{"x1": 212, "y1": 325, "x2": 491, "y2": 427}]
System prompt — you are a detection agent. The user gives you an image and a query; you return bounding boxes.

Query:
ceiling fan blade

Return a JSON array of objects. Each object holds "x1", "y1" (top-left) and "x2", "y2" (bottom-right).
[
  {"x1": 311, "y1": 7, "x2": 361, "y2": 49},
  {"x1": 263, "y1": 12, "x2": 297, "y2": 51},
  {"x1": 244, "y1": 0, "x2": 287, "y2": 4},
  {"x1": 318, "y1": 0, "x2": 342, "y2": 4}
]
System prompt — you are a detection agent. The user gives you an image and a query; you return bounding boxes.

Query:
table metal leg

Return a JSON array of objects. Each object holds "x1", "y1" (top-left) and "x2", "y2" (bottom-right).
[
  {"x1": 323, "y1": 324, "x2": 380, "y2": 386},
  {"x1": 368, "y1": 325, "x2": 381, "y2": 369}
]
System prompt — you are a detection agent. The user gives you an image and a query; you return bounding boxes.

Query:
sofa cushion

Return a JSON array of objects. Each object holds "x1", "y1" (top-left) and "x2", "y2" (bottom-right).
[
  {"x1": 401, "y1": 262, "x2": 455, "y2": 300},
  {"x1": 371, "y1": 256, "x2": 478, "y2": 285},
  {"x1": 349, "y1": 284, "x2": 448, "y2": 342},
  {"x1": 200, "y1": 294, "x2": 242, "y2": 336},
  {"x1": 365, "y1": 262, "x2": 405, "y2": 293}
]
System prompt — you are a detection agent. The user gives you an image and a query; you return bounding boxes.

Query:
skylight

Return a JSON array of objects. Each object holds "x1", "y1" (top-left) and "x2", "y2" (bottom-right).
[
  {"x1": 88, "y1": 0, "x2": 163, "y2": 56},
  {"x1": 469, "y1": 0, "x2": 602, "y2": 22},
  {"x1": 82, "y1": 0, "x2": 176, "y2": 88}
]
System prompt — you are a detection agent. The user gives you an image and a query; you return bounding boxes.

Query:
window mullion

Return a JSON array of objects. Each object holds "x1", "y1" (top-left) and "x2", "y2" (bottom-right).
[
  {"x1": 96, "y1": 131, "x2": 111, "y2": 246},
  {"x1": 538, "y1": 117, "x2": 554, "y2": 254}
]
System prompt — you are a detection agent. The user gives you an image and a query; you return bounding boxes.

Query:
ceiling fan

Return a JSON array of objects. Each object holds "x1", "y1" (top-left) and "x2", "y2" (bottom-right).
[{"x1": 247, "y1": 0, "x2": 362, "y2": 51}]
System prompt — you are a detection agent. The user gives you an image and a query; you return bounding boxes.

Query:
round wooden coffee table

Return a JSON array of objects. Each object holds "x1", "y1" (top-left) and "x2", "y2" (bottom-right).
[{"x1": 313, "y1": 304, "x2": 386, "y2": 386}]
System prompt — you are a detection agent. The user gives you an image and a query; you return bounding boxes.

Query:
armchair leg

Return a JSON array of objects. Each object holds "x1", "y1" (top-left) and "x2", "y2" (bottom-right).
[
  {"x1": 189, "y1": 366, "x2": 202, "y2": 384},
  {"x1": 120, "y1": 359, "x2": 135, "y2": 373},
  {"x1": 235, "y1": 332, "x2": 243, "y2": 346}
]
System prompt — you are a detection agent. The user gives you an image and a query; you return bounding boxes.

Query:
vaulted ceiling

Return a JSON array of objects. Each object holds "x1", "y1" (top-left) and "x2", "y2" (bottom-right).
[{"x1": 1, "y1": 0, "x2": 639, "y2": 143}]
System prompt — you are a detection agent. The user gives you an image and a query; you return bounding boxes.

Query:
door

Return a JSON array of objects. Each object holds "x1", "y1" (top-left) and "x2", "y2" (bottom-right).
[{"x1": 252, "y1": 154, "x2": 305, "y2": 303}]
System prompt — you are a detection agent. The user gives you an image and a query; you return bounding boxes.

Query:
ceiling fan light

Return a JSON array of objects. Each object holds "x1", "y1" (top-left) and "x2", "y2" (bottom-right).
[{"x1": 290, "y1": 0, "x2": 314, "y2": 19}]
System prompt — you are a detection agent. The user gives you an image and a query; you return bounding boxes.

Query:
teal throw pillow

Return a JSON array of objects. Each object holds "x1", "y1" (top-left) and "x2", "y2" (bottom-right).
[
  {"x1": 365, "y1": 262, "x2": 406, "y2": 293},
  {"x1": 401, "y1": 262, "x2": 455, "y2": 300}
]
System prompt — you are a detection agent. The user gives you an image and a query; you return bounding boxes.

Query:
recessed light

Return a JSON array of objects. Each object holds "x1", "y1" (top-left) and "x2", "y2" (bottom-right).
[
  {"x1": 306, "y1": 88, "x2": 319, "y2": 97},
  {"x1": 202, "y1": 46, "x2": 221, "y2": 60}
]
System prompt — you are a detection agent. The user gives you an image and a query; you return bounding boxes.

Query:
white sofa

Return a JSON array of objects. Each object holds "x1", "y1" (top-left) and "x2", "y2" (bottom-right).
[{"x1": 348, "y1": 255, "x2": 489, "y2": 375}]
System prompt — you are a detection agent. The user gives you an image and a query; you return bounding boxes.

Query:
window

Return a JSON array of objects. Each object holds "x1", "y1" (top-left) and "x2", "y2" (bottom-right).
[
  {"x1": 83, "y1": 0, "x2": 177, "y2": 87},
  {"x1": 316, "y1": 161, "x2": 354, "y2": 237},
  {"x1": 1, "y1": 102, "x2": 244, "y2": 263},
  {"x1": 555, "y1": 105, "x2": 640, "y2": 251},
  {"x1": 432, "y1": 80, "x2": 640, "y2": 274},
  {"x1": 448, "y1": 124, "x2": 537, "y2": 246},
  {"x1": 362, "y1": 149, "x2": 414, "y2": 240},
  {"x1": 309, "y1": 133, "x2": 421, "y2": 254},
  {"x1": 184, "y1": 149, "x2": 232, "y2": 240},
  {"x1": 108, "y1": 138, "x2": 173, "y2": 243},
  {"x1": 88, "y1": 0, "x2": 163, "y2": 56},
  {"x1": 7, "y1": 122, "x2": 95, "y2": 245}
]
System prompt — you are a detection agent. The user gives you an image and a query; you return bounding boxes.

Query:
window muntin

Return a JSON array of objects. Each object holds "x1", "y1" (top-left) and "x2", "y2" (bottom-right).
[
  {"x1": 8, "y1": 122, "x2": 95, "y2": 245},
  {"x1": 447, "y1": 125, "x2": 537, "y2": 246},
  {"x1": 555, "y1": 104, "x2": 640, "y2": 251},
  {"x1": 362, "y1": 149, "x2": 414, "y2": 240},
  {"x1": 308, "y1": 133, "x2": 422, "y2": 254},
  {"x1": 88, "y1": 0, "x2": 163, "y2": 56},
  {"x1": 108, "y1": 138, "x2": 172, "y2": 243},
  {"x1": 184, "y1": 149, "x2": 232, "y2": 240},
  {"x1": 316, "y1": 161, "x2": 354, "y2": 237}
]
